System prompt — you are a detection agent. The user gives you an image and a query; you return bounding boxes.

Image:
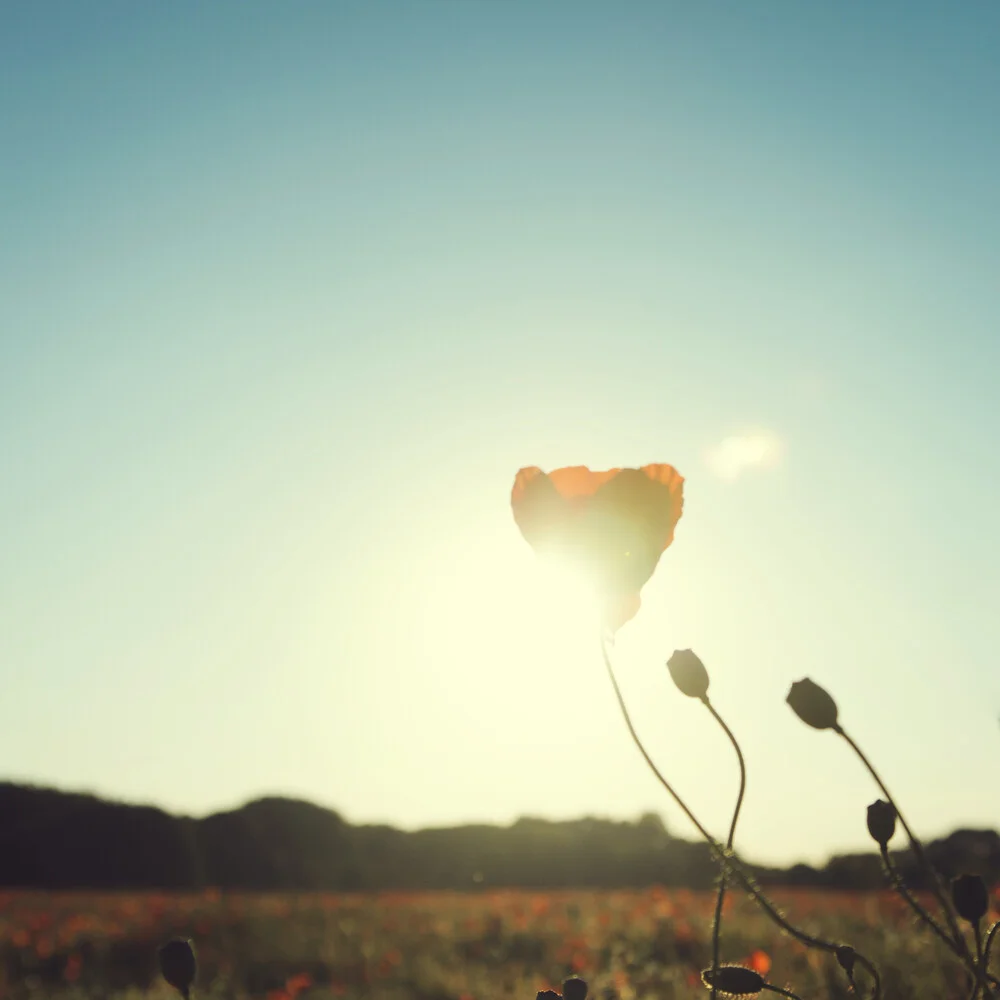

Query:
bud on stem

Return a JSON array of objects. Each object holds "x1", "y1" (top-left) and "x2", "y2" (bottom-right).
[
  {"x1": 786, "y1": 678, "x2": 840, "y2": 731},
  {"x1": 158, "y1": 939, "x2": 196, "y2": 1000},
  {"x1": 701, "y1": 965, "x2": 764, "y2": 996},
  {"x1": 667, "y1": 649, "x2": 710, "y2": 700}
]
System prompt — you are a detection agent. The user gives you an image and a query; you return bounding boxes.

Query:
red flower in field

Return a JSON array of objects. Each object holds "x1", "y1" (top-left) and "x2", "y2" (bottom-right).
[
  {"x1": 64, "y1": 954, "x2": 83, "y2": 983},
  {"x1": 286, "y1": 973, "x2": 314, "y2": 998},
  {"x1": 747, "y1": 949, "x2": 771, "y2": 976},
  {"x1": 511, "y1": 464, "x2": 684, "y2": 632}
]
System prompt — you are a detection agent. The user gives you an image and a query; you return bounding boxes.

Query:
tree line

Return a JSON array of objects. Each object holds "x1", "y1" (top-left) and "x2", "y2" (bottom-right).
[{"x1": 1, "y1": 782, "x2": 996, "y2": 891}]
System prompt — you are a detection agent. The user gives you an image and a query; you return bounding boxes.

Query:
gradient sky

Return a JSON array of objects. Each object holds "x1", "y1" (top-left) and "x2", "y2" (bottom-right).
[{"x1": 2, "y1": 2, "x2": 999, "y2": 866}]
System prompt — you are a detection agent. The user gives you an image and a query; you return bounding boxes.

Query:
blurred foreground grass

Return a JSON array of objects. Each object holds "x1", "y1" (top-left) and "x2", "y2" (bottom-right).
[{"x1": 2, "y1": 887, "x2": 997, "y2": 1000}]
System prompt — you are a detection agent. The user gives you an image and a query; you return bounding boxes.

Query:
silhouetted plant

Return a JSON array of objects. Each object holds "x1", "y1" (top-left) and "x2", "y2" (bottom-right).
[
  {"x1": 537, "y1": 977, "x2": 589, "y2": 1000},
  {"x1": 510, "y1": 462, "x2": 999, "y2": 1000},
  {"x1": 156, "y1": 462, "x2": 997, "y2": 1000},
  {"x1": 785, "y1": 676, "x2": 998, "y2": 997},
  {"x1": 667, "y1": 648, "x2": 747, "y2": 1000},
  {"x1": 158, "y1": 938, "x2": 196, "y2": 1000}
]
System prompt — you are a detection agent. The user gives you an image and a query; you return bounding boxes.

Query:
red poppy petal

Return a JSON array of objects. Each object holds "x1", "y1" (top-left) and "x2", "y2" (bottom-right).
[
  {"x1": 546, "y1": 466, "x2": 621, "y2": 500},
  {"x1": 511, "y1": 467, "x2": 570, "y2": 551},
  {"x1": 512, "y1": 464, "x2": 684, "y2": 631},
  {"x1": 639, "y1": 463, "x2": 685, "y2": 551},
  {"x1": 590, "y1": 465, "x2": 685, "y2": 554}
]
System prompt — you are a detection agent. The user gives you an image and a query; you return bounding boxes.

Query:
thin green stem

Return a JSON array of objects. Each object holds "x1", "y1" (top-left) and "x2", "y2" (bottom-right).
[
  {"x1": 880, "y1": 846, "x2": 956, "y2": 953},
  {"x1": 835, "y1": 726, "x2": 965, "y2": 951},
  {"x1": 836, "y1": 726, "x2": 998, "y2": 996},
  {"x1": 969, "y1": 923, "x2": 986, "y2": 1000},
  {"x1": 599, "y1": 638, "x2": 880, "y2": 1000},
  {"x1": 880, "y1": 852, "x2": 997, "y2": 998},
  {"x1": 985, "y1": 922, "x2": 1000, "y2": 974},
  {"x1": 703, "y1": 698, "x2": 747, "y2": 1000}
]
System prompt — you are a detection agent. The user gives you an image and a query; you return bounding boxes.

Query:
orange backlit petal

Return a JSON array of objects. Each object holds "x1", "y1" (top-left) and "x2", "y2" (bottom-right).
[
  {"x1": 510, "y1": 467, "x2": 571, "y2": 552},
  {"x1": 546, "y1": 466, "x2": 621, "y2": 500},
  {"x1": 511, "y1": 463, "x2": 684, "y2": 632},
  {"x1": 637, "y1": 463, "x2": 685, "y2": 550}
]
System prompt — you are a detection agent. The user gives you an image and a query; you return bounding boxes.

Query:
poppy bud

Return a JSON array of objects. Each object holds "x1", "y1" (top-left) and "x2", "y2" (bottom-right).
[
  {"x1": 536, "y1": 992, "x2": 561, "y2": 1000},
  {"x1": 700, "y1": 965, "x2": 764, "y2": 995},
  {"x1": 158, "y1": 939, "x2": 196, "y2": 999},
  {"x1": 786, "y1": 678, "x2": 839, "y2": 731},
  {"x1": 562, "y1": 977, "x2": 588, "y2": 1000},
  {"x1": 866, "y1": 800, "x2": 897, "y2": 847},
  {"x1": 667, "y1": 649, "x2": 710, "y2": 700},
  {"x1": 835, "y1": 945, "x2": 856, "y2": 982},
  {"x1": 951, "y1": 874, "x2": 989, "y2": 924}
]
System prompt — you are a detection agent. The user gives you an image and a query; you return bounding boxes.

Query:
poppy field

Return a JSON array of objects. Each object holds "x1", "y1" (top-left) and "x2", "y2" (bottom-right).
[{"x1": 1, "y1": 885, "x2": 996, "y2": 1000}]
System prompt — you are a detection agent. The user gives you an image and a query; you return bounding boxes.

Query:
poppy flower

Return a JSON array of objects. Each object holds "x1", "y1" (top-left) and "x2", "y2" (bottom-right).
[{"x1": 511, "y1": 464, "x2": 684, "y2": 632}]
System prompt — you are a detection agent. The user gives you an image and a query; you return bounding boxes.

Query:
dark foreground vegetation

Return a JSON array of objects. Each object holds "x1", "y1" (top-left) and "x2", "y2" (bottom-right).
[{"x1": 1, "y1": 885, "x2": 997, "y2": 1000}]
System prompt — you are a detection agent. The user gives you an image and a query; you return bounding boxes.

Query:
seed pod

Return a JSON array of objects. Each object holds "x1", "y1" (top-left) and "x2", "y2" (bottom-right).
[
  {"x1": 667, "y1": 649, "x2": 710, "y2": 700},
  {"x1": 158, "y1": 939, "x2": 196, "y2": 1000},
  {"x1": 836, "y1": 945, "x2": 857, "y2": 982},
  {"x1": 786, "y1": 678, "x2": 839, "y2": 730},
  {"x1": 866, "y1": 800, "x2": 897, "y2": 847},
  {"x1": 562, "y1": 977, "x2": 588, "y2": 1000},
  {"x1": 951, "y1": 874, "x2": 989, "y2": 924},
  {"x1": 700, "y1": 965, "x2": 764, "y2": 996}
]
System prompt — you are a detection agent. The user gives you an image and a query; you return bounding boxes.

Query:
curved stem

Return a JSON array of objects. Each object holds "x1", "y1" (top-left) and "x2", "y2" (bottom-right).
[
  {"x1": 985, "y1": 922, "x2": 1000, "y2": 974},
  {"x1": 600, "y1": 638, "x2": 716, "y2": 845},
  {"x1": 703, "y1": 698, "x2": 747, "y2": 1000},
  {"x1": 835, "y1": 726, "x2": 965, "y2": 948},
  {"x1": 837, "y1": 726, "x2": 998, "y2": 996},
  {"x1": 599, "y1": 638, "x2": 881, "y2": 1000},
  {"x1": 970, "y1": 923, "x2": 986, "y2": 1000},
  {"x1": 880, "y1": 846, "x2": 956, "y2": 953}
]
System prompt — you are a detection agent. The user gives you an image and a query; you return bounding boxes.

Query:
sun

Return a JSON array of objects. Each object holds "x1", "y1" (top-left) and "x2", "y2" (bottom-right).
[{"x1": 528, "y1": 554, "x2": 603, "y2": 632}]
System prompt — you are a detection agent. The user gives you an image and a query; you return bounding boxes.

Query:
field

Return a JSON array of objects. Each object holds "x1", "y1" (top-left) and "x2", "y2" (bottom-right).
[{"x1": 1, "y1": 887, "x2": 996, "y2": 1000}]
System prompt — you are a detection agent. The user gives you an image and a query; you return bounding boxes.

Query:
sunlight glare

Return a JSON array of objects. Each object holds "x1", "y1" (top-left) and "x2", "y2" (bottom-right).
[{"x1": 530, "y1": 554, "x2": 602, "y2": 633}]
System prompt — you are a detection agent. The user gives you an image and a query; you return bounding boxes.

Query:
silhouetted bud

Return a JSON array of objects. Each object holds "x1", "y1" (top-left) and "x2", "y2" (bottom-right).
[
  {"x1": 667, "y1": 649, "x2": 710, "y2": 700},
  {"x1": 158, "y1": 939, "x2": 196, "y2": 1000},
  {"x1": 951, "y1": 874, "x2": 989, "y2": 924},
  {"x1": 562, "y1": 977, "x2": 588, "y2": 1000},
  {"x1": 835, "y1": 945, "x2": 856, "y2": 982},
  {"x1": 786, "y1": 678, "x2": 839, "y2": 730},
  {"x1": 537, "y1": 992, "x2": 561, "y2": 1000},
  {"x1": 866, "y1": 800, "x2": 897, "y2": 847},
  {"x1": 700, "y1": 966, "x2": 764, "y2": 995}
]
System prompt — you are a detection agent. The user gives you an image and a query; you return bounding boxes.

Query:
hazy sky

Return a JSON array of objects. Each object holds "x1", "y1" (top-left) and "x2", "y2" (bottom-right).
[{"x1": 3, "y1": 2, "x2": 999, "y2": 866}]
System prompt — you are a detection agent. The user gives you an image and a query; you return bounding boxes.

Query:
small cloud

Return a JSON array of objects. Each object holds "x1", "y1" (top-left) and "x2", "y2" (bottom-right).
[{"x1": 705, "y1": 430, "x2": 783, "y2": 482}]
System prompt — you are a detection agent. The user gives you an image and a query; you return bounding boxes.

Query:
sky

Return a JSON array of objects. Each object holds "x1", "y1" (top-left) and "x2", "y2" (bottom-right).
[{"x1": 2, "y1": 2, "x2": 999, "y2": 867}]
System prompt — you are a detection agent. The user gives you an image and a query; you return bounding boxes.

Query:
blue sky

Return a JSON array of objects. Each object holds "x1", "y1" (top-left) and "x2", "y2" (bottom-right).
[{"x1": 2, "y1": 2, "x2": 999, "y2": 865}]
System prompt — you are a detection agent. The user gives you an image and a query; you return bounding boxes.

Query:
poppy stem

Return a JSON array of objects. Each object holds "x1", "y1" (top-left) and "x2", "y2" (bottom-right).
[
  {"x1": 984, "y1": 922, "x2": 999, "y2": 977},
  {"x1": 879, "y1": 845, "x2": 961, "y2": 957},
  {"x1": 598, "y1": 637, "x2": 881, "y2": 1000},
  {"x1": 972, "y1": 923, "x2": 986, "y2": 1000},
  {"x1": 702, "y1": 698, "x2": 747, "y2": 1000},
  {"x1": 835, "y1": 727, "x2": 974, "y2": 967}
]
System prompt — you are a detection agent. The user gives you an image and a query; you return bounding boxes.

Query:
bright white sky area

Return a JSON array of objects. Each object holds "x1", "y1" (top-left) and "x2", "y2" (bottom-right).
[{"x1": 2, "y1": 2, "x2": 999, "y2": 865}]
